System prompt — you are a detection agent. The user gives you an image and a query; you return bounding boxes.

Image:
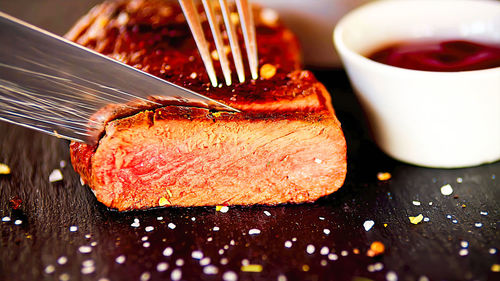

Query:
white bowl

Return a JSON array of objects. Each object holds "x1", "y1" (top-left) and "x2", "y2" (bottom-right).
[{"x1": 334, "y1": 0, "x2": 500, "y2": 168}]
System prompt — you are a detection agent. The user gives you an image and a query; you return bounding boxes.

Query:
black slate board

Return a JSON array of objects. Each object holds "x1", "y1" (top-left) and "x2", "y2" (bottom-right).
[{"x1": 1, "y1": 2, "x2": 499, "y2": 280}]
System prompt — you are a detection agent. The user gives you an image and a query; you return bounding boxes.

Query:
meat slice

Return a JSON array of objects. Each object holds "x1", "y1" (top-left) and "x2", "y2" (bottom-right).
[{"x1": 68, "y1": 0, "x2": 347, "y2": 211}]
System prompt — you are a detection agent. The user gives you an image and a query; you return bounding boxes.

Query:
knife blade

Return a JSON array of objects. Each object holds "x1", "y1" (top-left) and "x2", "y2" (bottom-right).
[{"x1": 0, "y1": 12, "x2": 238, "y2": 144}]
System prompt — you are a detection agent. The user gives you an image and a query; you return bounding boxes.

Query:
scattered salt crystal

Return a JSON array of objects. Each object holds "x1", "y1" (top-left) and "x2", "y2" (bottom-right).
[
  {"x1": 141, "y1": 236, "x2": 148, "y2": 241},
  {"x1": 412, "y1": 201, "x2": 421, "y2": 206},
  {"x1": 319, "y1": 216, "x2": 325, "y2": 220},
  {"x1": 157, "y1": 262, "x2": 169, "y2": 272},
  {"x1": 440, "y1": 184, "x2": 453, "y2": 196},
  {"x1": 212, "y1": 226, "x2": 219, "y2": 231},
  {"x1": 200, "y1": 257, "x2": 211, "y2": 266},
  {"x1": 143, "y1": 242, "x2": 150, "y2": 248},
  {"x1": 323, "y1": 229, "x2": 331, "y2": 235},
  {"x1": 489, "y1": 248, "x2": 497, "y2": 254},
  {"x1": 85, "y1": 234, "x2": 91, "y2": 239},
  {"x1": 80, "y1": 177, "x2": 85, "y2": 186},
  {"x1": 168, "y1": 223, "x2": 176, "y2": 229},
  {"x1": 260, "y1": 8, "x2": 279, "y2": 26},
  {"x1": 306, "y1": 244, "x2": 315, "y2": 254},
  {"x1": 14, "y1": 219, "x2": 22, "y2": 225},
  {"x1": 192, "y1": 251, "x2": 203, "y2": 260},
  {"x1": 59, "y1": 160, "x2": 66, "y2": 168},
  {"x1": 157, "y1": 216, "x2": 163, "y2": 220},
  {"x1": 423, "y1": 217, "x2": 430, "y2": 222},
  {"x1": 480, "y1": 211, "x2": 488, "y2": 216},
  {"x1": 241, "y1": 259, "x2": 250, "y2": 266},
  {"x1": 145, "y1": 226, "x2": 154, "y2": 232},
  {"x1": 446, "y1": 215, "x2": 452, "y2": 219},
  {"x1": 219, "y1": 206, "x2": 229, "y2": 213},
  {"x1": 222, "y1": 271, "x2": 238, "y2": 281},
  {"x1": 320, "y1": 260, "x2": 328, "y2": 266},
  {"x1": 131, "y1": 221, "x2": 140, "y2": 228},
  {"x1": 277, "y1": 274, "x2": 287, "y2": 281},
  {"x1": 220, "y1": 258, "x2": 228, "y2": 265},
  {"x1": 191, "y1": 217, "x2": 196, "y2": 221},
  {"x1": 314, "y1": 158, "x2": 322, "y2": 164},
  {"x1": 320, "y1": 246, "x2": 329, "y2": 255},
  {"x1": 171, "y1": 269, "x2": 182, "y2": 281},
  {"x1": 419, "y1": 276, "x2": 430, "y2": 281},
  {"x1": 459, "y1": 249, "x2": 469, "y2": 256},
  {"x1": 452, "y1": 219, "x2": 458, "y2": 224},
  {"x1": 218, "y1": 249, "x2": 224, "y2": 255},
  {"x1": 363, "y1": 220, "x2": 375, "y2": 231},
  {"x1": 176, "y1": 259, "x2": 184, "y2": 266},
  {"x1": 292, "y1": 237, "x2": 297, "y2": 242},
  {"x1": 460, "y1": 241, "x2": 469, "y2": 248},
  {"x1": 374, "y1": 262, "x2": 384, "y2": 271},
  {"x1": 139, "y1": 272, "x2": 151, "y2": 281},
  {"x1": 249, "y1": 229, "x2": 261, "y2": 235},
  {"x1": 49, "y1": 169, "x2": 63, "y2": 182},
  {"x1": 284, "y1": 241, "x2": 292, "y2": 248},
  {"x1": 203, "y1": 265, "x2": 218, "y2": 275},
  {"x1": 386, "y1": 270, "x2": 398, "y2": 281},
  {"x1": 79, "y1": 246, "x2": 92, "y2": 254},
  {"x1": 82, "y1": 259, "x2": 95, "y2": 267},
  {"x1": 57, "y1": 256, "x2": 68, "y2": 265},
  {"x1": 115, "y1": 255, "x2": 126, "y2": 264},
  {"x1": 2, "y1": 216, "x2": 11, "y2": 222},
  {"x1": 69, "y1": 226, "x2": 78, "y2": 232},
  {"x1": 59, "y1": 273, "x2": 70, "y2": 281},
  {"x1": 475, "y1": 222, "x2": 483, "y2": 228},
  {"x1": 264, "y1": 211, "x2": 271, "y2": 216},
  {"x1": 44, "y1": 265, "x2": 55, "y2": 274},
  {"x1": 328, "y1": 253, "x2": 338, "y2": 260},
  {"x1": 341, "y1": 250, "x2": 348, "y2": 256},
  {"x1": 230, "y1": 240, "x2": 235, "y2": 245},
  {"x1": 429, "y1": 202, "x2": 433, "y2": 206},
  {"x1": 163, "y1": 247, "x2": 173, "y2": 257},
  {"x1": 90, "y1": 241, "x2": 97, "y2": 247},
  {"x1": 456, "y1": 177, "x2": 463, "y2": 183}
]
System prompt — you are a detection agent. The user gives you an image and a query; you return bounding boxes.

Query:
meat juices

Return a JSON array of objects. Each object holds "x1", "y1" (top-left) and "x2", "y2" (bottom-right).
[{"x1": 68, "y1": 0, "x2": 347, "y2": 211}]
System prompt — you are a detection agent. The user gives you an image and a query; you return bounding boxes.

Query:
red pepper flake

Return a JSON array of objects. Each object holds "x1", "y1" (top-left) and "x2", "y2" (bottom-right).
[
  {"x1": 367, "y1": 241, "x2": 385, "y2": 257},
  {"x1": 9, "y1": 196, "x2": 22, "y2": 210}
]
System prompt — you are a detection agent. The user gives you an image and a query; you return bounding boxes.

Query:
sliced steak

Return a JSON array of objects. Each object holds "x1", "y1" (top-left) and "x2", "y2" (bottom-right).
[{"x1": 68, "y1": 0, "x2": 347, "y2": 211}]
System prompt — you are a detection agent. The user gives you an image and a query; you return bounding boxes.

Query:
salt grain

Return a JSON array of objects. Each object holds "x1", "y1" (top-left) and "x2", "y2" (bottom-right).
[
  {"x1": 192, "y1": 251, "x2": 203, "y2": 260},
  {"x1": 314, "y1": 158, "x2": 322, "y2": 164},
  {"x1": 341, "y1": 250, "x2": 348, "y2": 256},
  {"x1": 323, "y1": 229, "x2": 331, "y2": 235},
  {"x1": 171, "y1": 269, "x2": 182, "y2": 281},
  {"x1": 319, "y1": 216, "x2": 325, "y2": 220},
  {"x1": 145, "y1": 226, "x2": 154, "y2": 232},
  {"x1": 82, "y1": 260, "x2": 95, "y2": 267},
  {"x1": 168, "y1": 223, "x2": 176, "y2": 229},
  {"x1": 191, "y1": 217, "x2": 196, "y2": 221},
  {"x1": 222, "y1": 271, "x2": 238, "y2": 281},
  {"x1": 81, "y1": 266, "x2": 95, "y2": 275},
  {"x1": 460, "y1": 241, "x2": 469, "y2": 248},
  {"x1": 423, "y1": 217, "x2": 430, "y2": 222},
  {"x1": 157, "y1": 262, "x2": 169, "y2": 272},
  {"x1": 200, "y1": 257, "x2": 211, "y2": 266},
  {"x1": 220, "y1": 258, "x2": 228, "y2": 265},
  {"x1": 57, "y1": 256, "x2": 68, "y2": 265},
  {"x1": 249, "y1": 229, "x2": 261, "y2": 235},
  {"x1": 139, "y1": 272, "x2": 151, "y2": 281},
  {"x1": 59, "y1": 273, "x2": 70, "y2": 281},
  {"x1": 44, "y1": 265, "x2": 55, "y2": 274},
  {"x1": 328, "y1": 253, "x2": 338, "y2": 260},
  {"x1": 452, "y1": 219, "x2": 458, "y2": 224},
  {"x1": 480, "y1": 211, "x2": 488, "y2": 216},
  {"x1": 157, "y1": 216, "x2": 163, "y2": 220},
  {"x1": 320, "y1": 246, "x2": 329, "y2": 255},
  {"x1": 213, "y1": 226, "x2": 219, "y2": 231},
  {"x1": 459, "y1": 249, "x2": 469, "y2": 256},
  {"x1": 59, "y1": 160, "x2": 66, "y2": 168},
  {"x1": 220, "y1": 206, "x2": 229, "y2": 213},
  {"x1": 115, "y1": 255, "x2": 126, "y2": 264},
  {"x1": 264, "y1": 211, "x2": 271, "y2": 216},
  {"x1": 277, "y1": 274, "x2": 287, "y2": 281},
  {"x1": 440, "y1": 184, "x2": 453, "y2": 196},
  {"x1": 143, "y1": 242, "x2": 150, "y2": 248},
  {"x1": 79, "y1": 246, "x2": 92, "y2": 254},
  {"x1": 306, "y1": 244, "x2": 315, "y2": 254},
  {"x1": 475, "y1": 222, "x2": 483, "y2": 228},
  {"x1": 49, "y1": 169, "x2": 63, "y2": 182},
  {"x1": 363, "y1": 220, "x2": 375, "y2": 231},
  {"x1": 14, "y1": 219, "x2": 22, "y2": 225},
  {"x1": 412, "y1": 201, "x2": 421, "y2": 206},
  {"x1": 203, "y1": 265, "x2": 218, "y2": 275},
  {"x1": 163, "y1": 247, "x2": 173, "y2": 257},
  {"x1": 489, "y1": 248, "x2": 497, "y2": 254},
  {"x1": 2, "y1": 216, "x2": 11, "y2": 222},
  {"x1": 69, "y1": 226, "x2": 78, "y2": 232},
  {"x1": 284, "y1": 241, "x2": 292, "y2": 248},
  {"x1": 320, "y1": 260, "x2": 327, "y2": 266},
  {"x1": 141, "y1": 236, "x2": 148, "y2": 241},
  {"x1": 176, "y1": 259, "x2": 184, "y2": 266},
  {"x1": 90, "y1": 241, "x2": 97, "y2": 247},
  {"x1": 386, "y1": 271, "x2": 398, "y2": 281}
]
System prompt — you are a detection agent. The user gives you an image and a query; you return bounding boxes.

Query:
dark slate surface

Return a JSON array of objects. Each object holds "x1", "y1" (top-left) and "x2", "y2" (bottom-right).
[{"x1": 0, "y1": 1, "x2": 499, "y2": 281}]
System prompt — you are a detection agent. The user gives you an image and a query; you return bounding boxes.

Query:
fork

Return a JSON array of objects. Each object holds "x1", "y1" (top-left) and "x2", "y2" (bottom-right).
[{"x1": 179, "y1": 0, "x2": 258, "y2": 87}]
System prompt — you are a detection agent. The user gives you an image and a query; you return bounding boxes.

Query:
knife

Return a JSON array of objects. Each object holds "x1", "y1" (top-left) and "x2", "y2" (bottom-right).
[{"x1": 0, "y1": 12, "x2": 238, "y2": 144}]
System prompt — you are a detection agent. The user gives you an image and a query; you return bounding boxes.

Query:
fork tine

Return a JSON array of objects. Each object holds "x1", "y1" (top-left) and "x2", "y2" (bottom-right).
[
  {"x1": 179, "y1": 0, "x2": 218, "y2": 87},
  {"x1": 236, "y1": 0, "x2": 258, "y2": 80},
  {"x1": 219, "y1": 0, "x2": 246, "y2": 83},
  {"x1": 201, "y1": 0, "x2": 232, "y2": 86}
]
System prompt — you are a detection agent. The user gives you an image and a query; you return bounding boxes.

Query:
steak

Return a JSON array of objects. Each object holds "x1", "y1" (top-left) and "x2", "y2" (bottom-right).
[{"x1": 68, "y1": 0, "x2": 347, "y2": 211}]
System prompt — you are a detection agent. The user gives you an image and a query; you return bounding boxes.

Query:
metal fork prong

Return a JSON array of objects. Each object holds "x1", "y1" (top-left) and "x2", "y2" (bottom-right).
[
  {"x1": 236, "y1": 0, "x2": 258, "y2": 80},
  {"x1": 219, "y1": 0, "x2": 246, "y2": 83},
  {"x1": 201, "y1": 0, "x2": 232, "y2": 86},
  {"x1": 179, "y1": 0, "x2": 218, "y2": 87}
]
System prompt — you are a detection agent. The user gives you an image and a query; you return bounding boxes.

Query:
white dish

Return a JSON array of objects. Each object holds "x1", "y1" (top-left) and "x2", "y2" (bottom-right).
[{"x1": 334, "y1": 0, "x2": 500, "y2": 168}]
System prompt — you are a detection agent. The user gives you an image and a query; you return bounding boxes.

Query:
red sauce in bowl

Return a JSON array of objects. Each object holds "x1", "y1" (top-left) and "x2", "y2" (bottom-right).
[{"x1": 367, "y1": 40, "x2": 500, "y2": 72}]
